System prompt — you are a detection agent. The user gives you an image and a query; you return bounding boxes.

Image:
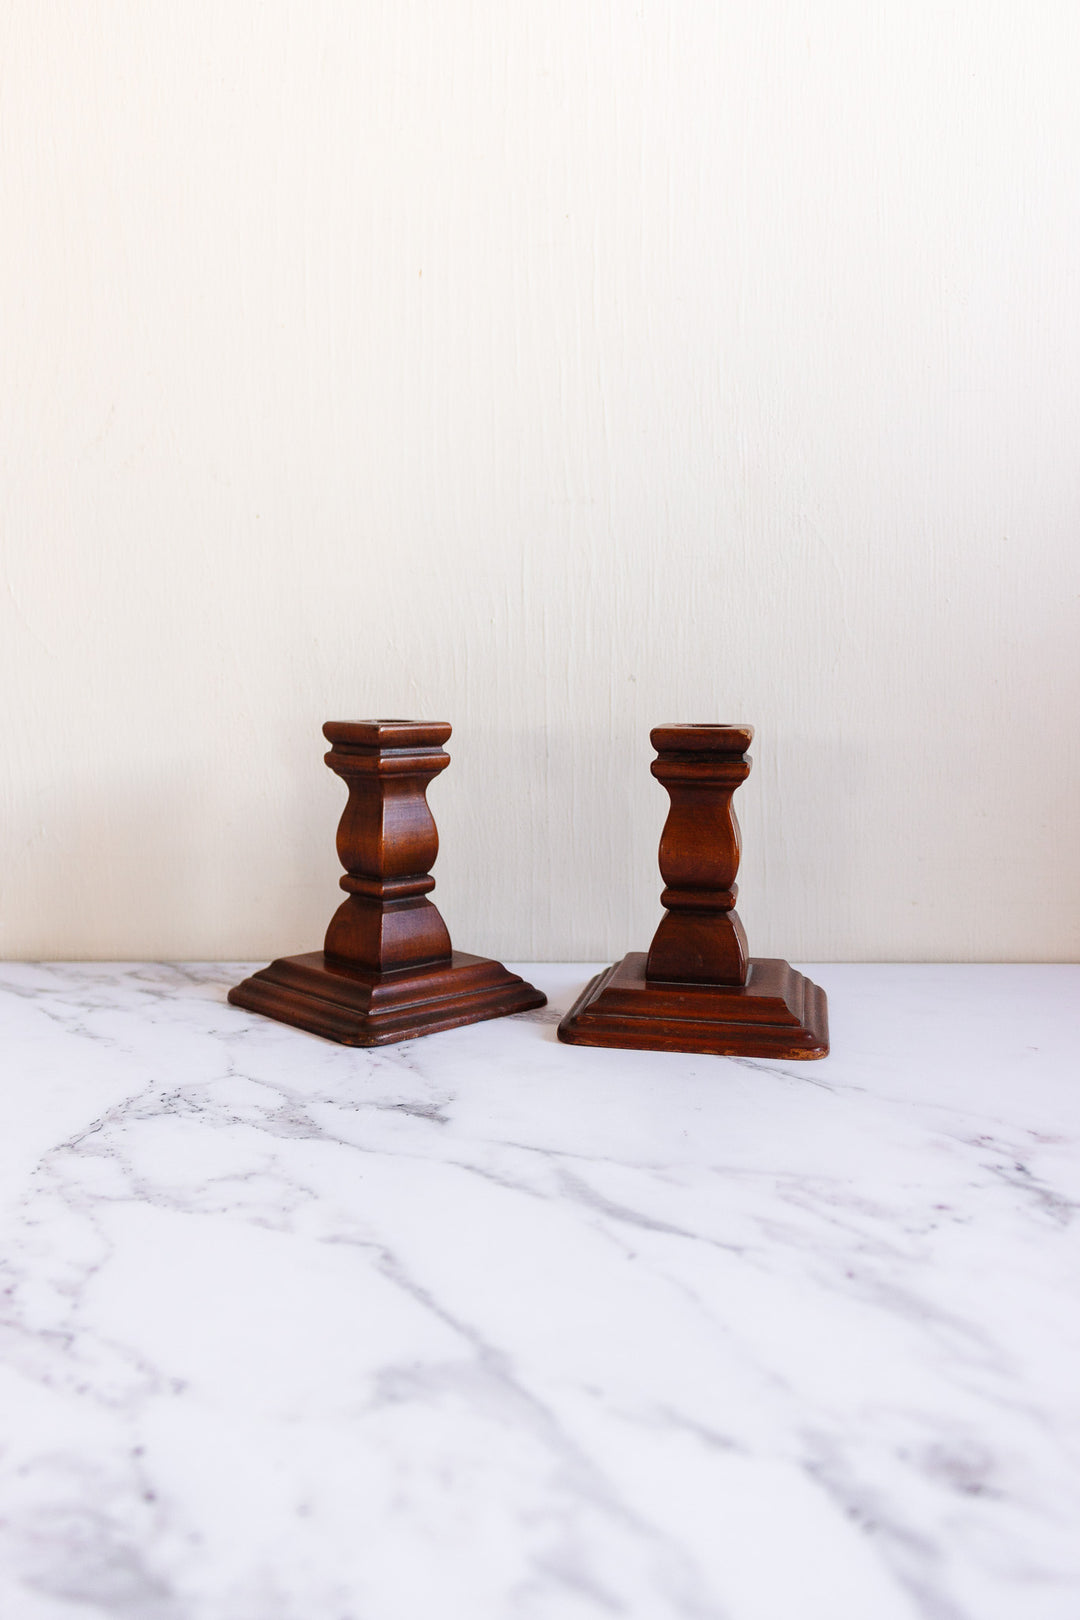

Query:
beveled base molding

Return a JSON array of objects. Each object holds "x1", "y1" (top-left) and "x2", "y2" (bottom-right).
[
  {"x1": 228, "y1": 951, "x2": 546, "y2": 1046},
  {"x1": 557, "y1": 952, "x2": 828, "y2": 1059}
]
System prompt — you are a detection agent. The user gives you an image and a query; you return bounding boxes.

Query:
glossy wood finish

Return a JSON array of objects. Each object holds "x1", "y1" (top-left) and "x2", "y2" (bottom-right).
[
  {"x1": 321, "y1": 720, "x2": 454, "y2": 974},
  {"x1": 229, "y1": 721, "x2": 545, "y2": 1044},
  {"x1": 645, "y1": 723, "x2": 753, "y2": 986},
  {"x1": 558, "y1": 725, "x2": 829, "y2": 1058}
]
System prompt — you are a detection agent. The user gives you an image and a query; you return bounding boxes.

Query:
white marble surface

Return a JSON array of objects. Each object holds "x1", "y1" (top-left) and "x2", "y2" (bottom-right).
[{"x1": 0, "y1": 963, "x2": 1078, "y2": 1620}]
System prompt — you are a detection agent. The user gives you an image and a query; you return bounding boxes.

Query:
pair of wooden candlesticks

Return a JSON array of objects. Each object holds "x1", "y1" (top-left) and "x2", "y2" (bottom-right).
[{"x1": 229, "y1": 721, "x2": 828, "y2": 1058}]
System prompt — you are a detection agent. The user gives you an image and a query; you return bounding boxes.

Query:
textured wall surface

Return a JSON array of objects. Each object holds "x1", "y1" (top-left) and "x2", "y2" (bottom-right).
[{"x1": 2, "y1": 1, "x2": 1078, "y2": 963}]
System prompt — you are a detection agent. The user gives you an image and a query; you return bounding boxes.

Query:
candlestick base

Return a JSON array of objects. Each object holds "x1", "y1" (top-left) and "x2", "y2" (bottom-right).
[
  {"x1": 229, "y1": 951, "x2": 545, "y2": 1046},
  {"x1": 557, "y1": 953, "x2": 828, "y2": 1058}
]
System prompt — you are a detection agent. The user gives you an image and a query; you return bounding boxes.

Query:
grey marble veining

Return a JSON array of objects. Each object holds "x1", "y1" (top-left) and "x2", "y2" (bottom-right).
[{"x1": 0, "y1": 962, "x2": 1078, "y2": 1620}]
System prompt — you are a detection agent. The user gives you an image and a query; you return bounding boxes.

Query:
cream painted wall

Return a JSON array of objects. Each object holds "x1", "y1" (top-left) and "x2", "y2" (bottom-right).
[{"x1": 1, "y1": 1, "x2": 1078, "y2": 963}]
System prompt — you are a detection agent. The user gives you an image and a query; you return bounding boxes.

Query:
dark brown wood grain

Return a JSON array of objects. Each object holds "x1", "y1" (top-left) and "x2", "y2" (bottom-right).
[
  {"x1": 558, "y1": 724, "x2": 829, "y2": 1058},
  {"x1": 229, "y1": 720, "x2": 545, "y2": 1045}
]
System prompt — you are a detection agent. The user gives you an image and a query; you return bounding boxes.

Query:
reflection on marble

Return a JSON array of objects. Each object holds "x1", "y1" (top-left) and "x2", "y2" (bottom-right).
[{"x1": 0, "y1": 962, "x2": 1078, "y2": 1619}]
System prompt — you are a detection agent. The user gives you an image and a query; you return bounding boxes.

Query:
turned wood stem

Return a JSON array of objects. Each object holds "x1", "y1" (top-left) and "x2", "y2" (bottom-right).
[
  {"x1": 645, "y1": 724, "x2": 754, "y2": 986},
  {"x1": 321, "y1": 720, "x2": 454, "y2": 973}
]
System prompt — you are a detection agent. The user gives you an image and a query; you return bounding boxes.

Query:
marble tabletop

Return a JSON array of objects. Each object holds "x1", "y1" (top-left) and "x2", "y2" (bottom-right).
[{"x1": 1, "y1": 962, "x2": 1078, "y2": 1620}]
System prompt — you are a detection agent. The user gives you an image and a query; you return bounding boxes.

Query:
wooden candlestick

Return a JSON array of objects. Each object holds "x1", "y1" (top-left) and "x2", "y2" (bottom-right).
[
  {"x1": 558, "y1": 725, "x2": 828, "y2": 1058},
  {"x1": 229, "y1": 721, "x2": 545, "y2": 1044}
]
